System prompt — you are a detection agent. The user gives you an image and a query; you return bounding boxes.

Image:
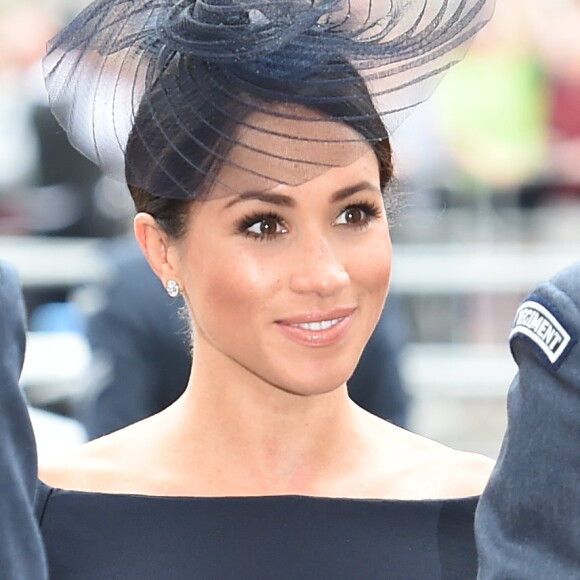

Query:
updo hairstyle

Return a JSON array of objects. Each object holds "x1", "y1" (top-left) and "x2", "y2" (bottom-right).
[{"x1": 126, "y1": 56, "x2": 394, "y2": 239}]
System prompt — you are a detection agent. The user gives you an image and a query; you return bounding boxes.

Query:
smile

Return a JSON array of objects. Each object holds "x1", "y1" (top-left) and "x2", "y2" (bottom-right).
[
  {"x1": 276, "y1": 308, "x2": 356, "y2": 347},
  {"x1": 290, "y1": 318, "x2": 344, "y2": 332}
]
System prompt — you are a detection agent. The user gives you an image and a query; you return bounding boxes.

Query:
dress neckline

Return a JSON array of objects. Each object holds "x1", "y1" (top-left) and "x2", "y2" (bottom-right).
[{"x1": 38, "y1": 479, "x2": 480, "y2": 505}]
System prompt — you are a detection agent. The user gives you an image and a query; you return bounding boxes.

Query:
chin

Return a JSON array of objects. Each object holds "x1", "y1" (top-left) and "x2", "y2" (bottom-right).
[
  {"x1": 264, "y1": 357, "x2": 357, "y2": 399},
  {"x1": 255, "y1": 332, "x2": 370, "y2": 397},
  {"x1": 274, "y1": 379, "x2": 348, "y2": 399}
]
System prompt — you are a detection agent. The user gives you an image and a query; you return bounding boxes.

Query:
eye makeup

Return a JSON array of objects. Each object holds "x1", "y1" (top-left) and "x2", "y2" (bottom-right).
[{"x1": 235, "y1": 197, "x2": 382, "y2": 241}]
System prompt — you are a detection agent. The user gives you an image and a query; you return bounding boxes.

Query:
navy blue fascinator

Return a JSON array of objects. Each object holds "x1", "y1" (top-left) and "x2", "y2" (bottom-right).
[{"x1": 44, "y1": 0, "x2": 494, "y2": 199}]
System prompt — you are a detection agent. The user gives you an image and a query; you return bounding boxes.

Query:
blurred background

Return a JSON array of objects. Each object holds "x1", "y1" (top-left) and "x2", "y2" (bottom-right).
[{"x1": 1, "y1": 0, "x2": 579, "y2": 461}]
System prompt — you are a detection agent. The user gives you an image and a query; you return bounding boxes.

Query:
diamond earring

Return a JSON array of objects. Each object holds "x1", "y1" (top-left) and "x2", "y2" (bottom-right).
[{"x1": 165, "y1": 279, "x2": 180, "y2": 298}]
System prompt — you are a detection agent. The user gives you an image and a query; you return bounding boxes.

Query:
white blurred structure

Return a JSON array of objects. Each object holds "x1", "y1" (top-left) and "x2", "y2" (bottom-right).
[{"x1": 29, "y1": 407, "x2": 86, "y2": 462}]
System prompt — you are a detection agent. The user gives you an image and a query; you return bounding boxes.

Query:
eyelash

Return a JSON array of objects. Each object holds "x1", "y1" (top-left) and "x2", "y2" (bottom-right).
[
  {"x1": 237, "y1": 211, "x2": 287, "y2": 240},
  {"x1": 338, "y1": 201, "x2": 382, "y2": 226},
  {"x1": 236, "y1": 201, "x2": 381, "y2": 241}
]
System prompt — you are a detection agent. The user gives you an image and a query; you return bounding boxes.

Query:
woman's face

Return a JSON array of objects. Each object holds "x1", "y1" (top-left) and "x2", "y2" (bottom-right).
[{"x1": 168, "y1": 114, "x2": 392, "y2": 397}]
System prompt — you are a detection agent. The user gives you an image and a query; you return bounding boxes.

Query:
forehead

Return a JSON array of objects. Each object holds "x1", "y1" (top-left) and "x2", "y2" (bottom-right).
[{"x1": 209, "y1": 104, "x2": 372, "y2": 197}]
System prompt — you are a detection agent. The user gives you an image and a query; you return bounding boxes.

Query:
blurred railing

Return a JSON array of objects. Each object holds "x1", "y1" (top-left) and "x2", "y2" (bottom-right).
[{"x1": 3, "y1": 235, "x2": 579, "y2": 291}]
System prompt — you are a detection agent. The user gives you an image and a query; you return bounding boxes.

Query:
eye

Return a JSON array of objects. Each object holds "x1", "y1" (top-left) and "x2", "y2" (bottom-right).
[
  {"x1": 238, "y1": 212, "x2": 288, "y2": 239},
  {"x1": 339, "y1": 207, "x2": 366, "y2": 225},
  {"x1": 247, "y1": 216, "x2": 283, "y2": 235},
  {"x1": 335, "y1": 202, "x2": 381, "y2": 227}
]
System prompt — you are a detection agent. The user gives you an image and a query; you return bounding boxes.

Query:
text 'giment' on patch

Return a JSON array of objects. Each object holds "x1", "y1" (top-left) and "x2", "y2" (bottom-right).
[{"x1": 509, "y1": 300, "x2": 571, "y2": 365}]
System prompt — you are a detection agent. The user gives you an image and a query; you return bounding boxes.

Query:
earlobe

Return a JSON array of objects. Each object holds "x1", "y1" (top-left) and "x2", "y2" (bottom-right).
[{"x1": 134, "y1": 213, "x2": 177, "y2": 284}]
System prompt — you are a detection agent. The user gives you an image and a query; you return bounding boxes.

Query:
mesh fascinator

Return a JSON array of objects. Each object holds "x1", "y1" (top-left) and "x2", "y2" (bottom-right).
[{"x1": 44, "y1": 0, "x2": 494, "y2": 199}]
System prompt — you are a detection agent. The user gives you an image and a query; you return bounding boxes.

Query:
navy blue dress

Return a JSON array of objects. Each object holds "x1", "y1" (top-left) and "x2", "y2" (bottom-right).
[{"x1": 37, "y1": 482, "x2": 479, "y2": 579}]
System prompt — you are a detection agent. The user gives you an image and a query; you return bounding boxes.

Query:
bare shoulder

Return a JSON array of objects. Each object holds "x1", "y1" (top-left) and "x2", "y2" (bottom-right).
[
  {"x1": 366, "y1": 417, "x2": 495, "y2": 500},
  {"x1": 423, "y1": 445, "x2": 495, "y2": 497},
  {"x1": 39, "y1": 425, "x2": 144, "y2": 493},
  {"x1": 397, "y1": 428, "x2": 495, "y2": 498}
]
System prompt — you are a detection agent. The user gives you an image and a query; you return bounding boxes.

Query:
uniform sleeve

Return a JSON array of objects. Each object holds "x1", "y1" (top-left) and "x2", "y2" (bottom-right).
[
  {"x1": 475, "y1": 260, "x2": 580, "y2": 579},
  {"x1": 0, "y1": 261, "x2": 48, "y2": 579}
]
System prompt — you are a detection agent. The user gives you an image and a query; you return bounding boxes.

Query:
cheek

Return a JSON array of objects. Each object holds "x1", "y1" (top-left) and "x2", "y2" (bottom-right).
[
  {"x1": 185, "y1": 246, "x2": 283, "y2": 331},
  {"x1": 373, "y1": 243, "x2": 392, "y2": 292},
  {"x1": 350, "y1": 232, "x2": 392, "y2": 298}
]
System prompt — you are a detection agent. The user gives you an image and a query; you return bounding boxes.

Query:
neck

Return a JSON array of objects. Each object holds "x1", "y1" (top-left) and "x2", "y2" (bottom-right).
[{"x1": 162, "y1": 345, "x2": 365, "y2": 495}]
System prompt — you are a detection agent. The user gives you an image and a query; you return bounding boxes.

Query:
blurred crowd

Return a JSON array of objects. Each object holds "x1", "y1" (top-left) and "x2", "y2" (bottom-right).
[
  {"x1": 1, "y1": 1, "x2": 580, "y2": 234},
  {"x1": 395, "y1": 0, "x2": 580, "y2": 208},
  {"x1": 2, "y1": 0, "x2": 580, "y2": 239},
  {"x1": 0, "y1": 0, "x2": 132, "y2": 240}
]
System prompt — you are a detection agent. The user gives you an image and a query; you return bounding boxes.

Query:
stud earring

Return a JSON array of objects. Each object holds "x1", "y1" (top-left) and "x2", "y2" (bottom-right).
[{"x1": 165, "y1": 279, "x2": 180, "y2": 298}]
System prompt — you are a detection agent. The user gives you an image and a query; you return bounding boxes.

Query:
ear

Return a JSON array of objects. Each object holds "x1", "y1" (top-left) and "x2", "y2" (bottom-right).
[{"x1": 133, "y1": 213, "x2": 180, "y2": 287}]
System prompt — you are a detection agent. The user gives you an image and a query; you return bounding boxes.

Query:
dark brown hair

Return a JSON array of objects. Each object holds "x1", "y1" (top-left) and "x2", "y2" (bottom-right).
[{"x1": 129, "y1": 138, "x2": 392, "y2": 239}]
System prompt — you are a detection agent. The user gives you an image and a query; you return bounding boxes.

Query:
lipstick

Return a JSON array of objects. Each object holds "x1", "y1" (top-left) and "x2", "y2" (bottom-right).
[{"x1": 275, "y1": 308, "x2": 355, "y2": 347}]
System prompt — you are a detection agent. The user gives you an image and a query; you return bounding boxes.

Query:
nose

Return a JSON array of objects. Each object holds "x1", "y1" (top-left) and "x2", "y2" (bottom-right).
[{"x1": 289, "y1": 234, "x2": 349, "y2": 297}]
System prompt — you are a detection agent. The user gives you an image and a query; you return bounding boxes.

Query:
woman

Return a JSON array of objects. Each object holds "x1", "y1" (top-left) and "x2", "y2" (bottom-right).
[{"x1": 38, "y1": 0, "x2": 495, "y2": 577}]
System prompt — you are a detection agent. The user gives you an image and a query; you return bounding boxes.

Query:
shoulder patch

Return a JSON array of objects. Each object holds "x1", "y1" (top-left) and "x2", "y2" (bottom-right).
[{"x1": 509, "y1": 299, "x2": 572, "y2": 365}]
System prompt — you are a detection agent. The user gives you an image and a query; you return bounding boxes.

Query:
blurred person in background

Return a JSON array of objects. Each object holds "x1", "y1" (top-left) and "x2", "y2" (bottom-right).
[
  {"x1": 0, "y1": 1, "x2": 132, "y2": 334},
  {"x1": 528, "y1": 0, "x2": 580, "y2": 201},
  {"x1": 0, "y1": 261, "x2": 47, "y2": 580},
  {"x1": 0, "y1": 3, "x2": 54, "y2": 199},
  {"x1": 77, "y1": 238, "x2": 410, "y2": 439},
  {"x1": 432, "y1": 0, "x2": 548, "y2": 207},
  {"x1": 0, "y1": 1, "x2": 129, "y2": 238}
]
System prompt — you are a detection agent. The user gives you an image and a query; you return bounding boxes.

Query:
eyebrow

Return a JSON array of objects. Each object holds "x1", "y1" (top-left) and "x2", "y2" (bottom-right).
[{"x1": 225, "y1": 181, "x2": 379, "y2": 209}]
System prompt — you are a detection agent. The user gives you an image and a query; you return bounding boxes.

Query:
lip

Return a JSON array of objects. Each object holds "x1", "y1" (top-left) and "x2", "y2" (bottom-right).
[{"x1": 275, "y1": 307, "x2": 356, "y2": 347}]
